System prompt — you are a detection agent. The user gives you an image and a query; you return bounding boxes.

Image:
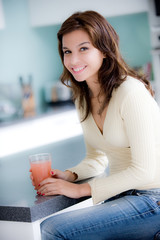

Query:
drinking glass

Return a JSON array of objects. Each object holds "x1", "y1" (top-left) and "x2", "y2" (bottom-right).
[{"x1": 29, "y1": 153, "x2": 52, "y2": 188}]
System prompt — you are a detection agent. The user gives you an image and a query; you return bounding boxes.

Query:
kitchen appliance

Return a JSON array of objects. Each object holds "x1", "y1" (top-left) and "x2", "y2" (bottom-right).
[
  {"x1": 0, "y1": 99, "x2": 17, "y2": 121},
  {"x1": 154, "y1": 0, "x2": 160, "y2": 16},
  {"x1": 0, "y1": 83, "x2": 23, "y2": 122},
  {"x1": 148, "y1": 0, "x2": 160, "y2": 104}
]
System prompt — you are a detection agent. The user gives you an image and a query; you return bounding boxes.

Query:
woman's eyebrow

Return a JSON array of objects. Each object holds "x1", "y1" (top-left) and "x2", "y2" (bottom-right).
[
  {"x1": 62, "y1": 46, "x2": 68, "y2": 50},
  {"x1": 62, "y1": 41, "x2": 90, "y2": 49},
  {"x1": 78, "y1": 41, "x2": 90, "y2": 46}
]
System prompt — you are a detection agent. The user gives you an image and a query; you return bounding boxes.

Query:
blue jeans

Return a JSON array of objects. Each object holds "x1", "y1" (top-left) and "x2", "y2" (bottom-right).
[{"x1": 40, "y1": 189, "x2": 160, "y2": 240}]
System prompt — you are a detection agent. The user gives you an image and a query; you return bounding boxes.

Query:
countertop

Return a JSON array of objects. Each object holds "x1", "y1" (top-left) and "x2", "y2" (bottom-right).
[{"x1": 0, "y1": 140, "x2": 88, "y2": 223}]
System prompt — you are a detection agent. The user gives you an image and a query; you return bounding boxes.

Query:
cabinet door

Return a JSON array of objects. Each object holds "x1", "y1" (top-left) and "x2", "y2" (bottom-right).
[
  {"x1": 0, "y1": 0, "x2": 5, "y2": 29},
  {"x1": 29, "y1": 0, "x2": 148, "y2": 27}
]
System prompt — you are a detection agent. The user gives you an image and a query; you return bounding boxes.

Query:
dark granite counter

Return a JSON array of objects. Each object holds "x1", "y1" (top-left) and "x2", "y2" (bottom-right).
[{"x1": 0, "y1": 193, "x2": 88, "y2": 222}]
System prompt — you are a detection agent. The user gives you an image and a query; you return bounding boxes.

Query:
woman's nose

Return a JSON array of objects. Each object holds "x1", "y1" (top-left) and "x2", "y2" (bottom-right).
[{"x1": 70, "y1": 53, "x2": 80, "y2": 65}]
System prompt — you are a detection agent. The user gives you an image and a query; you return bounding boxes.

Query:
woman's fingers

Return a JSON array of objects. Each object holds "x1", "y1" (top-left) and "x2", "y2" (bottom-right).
[
  {"x1": 39, "y1": 185, "x2": 60, "y2": 196},
  {"x1": 50, "y1": 169, "x2": 67, "y2": 180},
  {"x1": 38, "y1": 178, "x2": 66, "y2": 194},
  {"x1": 39, "y1": 177, "x2": 56, "y2": 186},
  {"x1": 37, "y1": 178, "x2": 60, "y2": 195}
]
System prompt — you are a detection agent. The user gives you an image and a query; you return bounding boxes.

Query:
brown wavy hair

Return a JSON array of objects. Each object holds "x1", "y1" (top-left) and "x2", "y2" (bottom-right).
[{"x1": 57, "y1": 10, "x2": 154, "y2": 121}]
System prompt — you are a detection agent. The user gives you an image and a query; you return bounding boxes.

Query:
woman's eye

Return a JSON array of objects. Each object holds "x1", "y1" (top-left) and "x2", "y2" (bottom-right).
[
  {"x1": 63, "y1": 50, "x2": 71, "y2": 54},
  {"x1": 80, "y1": 47, "x2": 88, "y2": 52}
]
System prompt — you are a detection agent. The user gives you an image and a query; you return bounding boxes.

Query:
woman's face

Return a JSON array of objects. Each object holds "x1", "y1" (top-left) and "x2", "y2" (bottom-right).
[{"x1": 62, "y1": 29, "x2": 104, "y2": 84}]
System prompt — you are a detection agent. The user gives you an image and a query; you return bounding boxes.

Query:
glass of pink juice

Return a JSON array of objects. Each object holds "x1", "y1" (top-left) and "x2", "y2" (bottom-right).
[{"x1": 29, "y1": 153, "x2": 52, "y2": 189}]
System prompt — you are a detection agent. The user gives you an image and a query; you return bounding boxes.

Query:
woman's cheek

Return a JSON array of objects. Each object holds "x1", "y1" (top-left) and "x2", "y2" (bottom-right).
[{"x1": 63, "y1": 57, "x2": 68, "y2": 68}]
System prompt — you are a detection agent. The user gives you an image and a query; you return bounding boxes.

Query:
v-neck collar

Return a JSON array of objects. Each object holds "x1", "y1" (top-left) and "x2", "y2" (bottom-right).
[
  {"x1": 89, "y1": 91, "x2": 114, "y2": 137},
  {"x1": 90, "y1": 113, "x2": 106, "y2": 136},
  {"x1": 90, "y1": 103, "x2": 110, "y2": 138},
  {"x1": 90, "y1": 113, "x2": 105, "y2": 137}
]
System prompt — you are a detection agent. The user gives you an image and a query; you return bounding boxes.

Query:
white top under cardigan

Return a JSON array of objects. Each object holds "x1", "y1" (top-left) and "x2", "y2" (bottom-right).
[{"x1": 68, "y1": 76, "x2": 160, "y2": 205}]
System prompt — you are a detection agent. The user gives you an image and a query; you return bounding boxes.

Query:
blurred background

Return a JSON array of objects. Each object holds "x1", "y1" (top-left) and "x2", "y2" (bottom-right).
[{"x1": 0, "y1": 0, "x2": 158, "y2": 124}]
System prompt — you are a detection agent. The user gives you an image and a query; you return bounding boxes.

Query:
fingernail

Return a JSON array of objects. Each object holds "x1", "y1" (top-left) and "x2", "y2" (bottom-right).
[
  {"x1": 51, "y1": 171, "x2": 54, "y2": 175},
  {"x1": 37, "y1": 192, "x2": 39, "y2": 194},
  {"x1": 38, "y1": 184, "x2": 40, "y2": 187},
  {"x1": 42, "y1": 193, "x2": 45, "y2": 196}
]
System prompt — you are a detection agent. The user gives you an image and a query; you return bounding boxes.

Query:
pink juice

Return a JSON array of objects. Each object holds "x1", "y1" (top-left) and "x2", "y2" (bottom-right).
[{"x1": 31, "y1": 160, "x2": 51, "y2": 188}]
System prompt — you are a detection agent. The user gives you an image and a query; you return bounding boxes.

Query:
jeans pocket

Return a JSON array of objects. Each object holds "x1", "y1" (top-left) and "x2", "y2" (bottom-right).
[
  {"x1": 134, "y1": 190, "x2": 160, "y2": 209},
  {"x1": 142, "y1": 195, "x2": 160, "y2": 209}
]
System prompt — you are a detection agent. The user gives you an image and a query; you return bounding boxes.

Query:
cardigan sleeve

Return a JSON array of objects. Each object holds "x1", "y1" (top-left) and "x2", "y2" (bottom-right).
[
  {"x1": 89, "y1": 87, "x2": 157, "y2": 204},
  {"x1": 68, "y1": 139, "x2": 108, "y2": 181}
]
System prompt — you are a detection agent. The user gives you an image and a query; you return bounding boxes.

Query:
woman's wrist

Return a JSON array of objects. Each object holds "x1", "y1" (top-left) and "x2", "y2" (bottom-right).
[
  {"x1": 79, "y1": 183, "x2": 91, "y2": 197},
  {"x1": 64, "y1": 170, "x2": 78, "y2": 182}
]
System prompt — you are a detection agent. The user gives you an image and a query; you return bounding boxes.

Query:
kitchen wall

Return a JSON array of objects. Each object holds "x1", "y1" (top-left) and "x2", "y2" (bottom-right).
[{"x1": 0, "y1": 0, "x2": 152, "y2": 110}]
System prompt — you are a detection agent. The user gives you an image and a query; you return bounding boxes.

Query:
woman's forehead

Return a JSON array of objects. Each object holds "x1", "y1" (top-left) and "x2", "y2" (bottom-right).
[{"x1": 62, "y1": 29, "x2": 91, "y2": 47}]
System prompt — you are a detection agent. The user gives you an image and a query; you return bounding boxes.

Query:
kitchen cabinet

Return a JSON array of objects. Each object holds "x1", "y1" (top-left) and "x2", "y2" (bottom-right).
[
  {"x1": 29, "y1": 0, "x2": 148, "y2": 27},
  {"x1": 0, "y1": 0, "x2": 5, "y2": 29}
]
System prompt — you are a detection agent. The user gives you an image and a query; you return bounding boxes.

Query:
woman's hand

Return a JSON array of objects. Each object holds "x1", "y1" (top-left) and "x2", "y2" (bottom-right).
[
  {"x1": 50, "y1": 169, "x2": 77, "y2": 182},
  {"x1": 29, "y1": 168, "x2": 78, "y2": 190},
  {"x1": 37, "y1": 178, "x2": 91, "y2": 199}
]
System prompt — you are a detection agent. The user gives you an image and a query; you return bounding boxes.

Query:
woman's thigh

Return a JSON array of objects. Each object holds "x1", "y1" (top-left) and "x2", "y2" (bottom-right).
[{"x1": 40, "y1": 195, "x2": 160, "y2": 240}]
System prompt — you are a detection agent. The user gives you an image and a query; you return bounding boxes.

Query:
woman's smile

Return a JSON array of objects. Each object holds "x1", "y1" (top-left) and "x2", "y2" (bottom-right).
[{"x1": 72, "y1": 66, "x2": 87, "y2": 74}]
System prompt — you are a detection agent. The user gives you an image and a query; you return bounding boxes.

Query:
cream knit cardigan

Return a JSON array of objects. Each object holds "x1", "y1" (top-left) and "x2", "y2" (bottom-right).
[{"x1": 69, "y1": 76, "x2": 160, "y2": 204}]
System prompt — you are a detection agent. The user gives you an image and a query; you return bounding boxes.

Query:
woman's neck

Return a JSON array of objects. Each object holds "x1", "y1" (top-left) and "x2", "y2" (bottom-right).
[{"x1": 87, "y1": 80, "x2": 101, "y2": 98}]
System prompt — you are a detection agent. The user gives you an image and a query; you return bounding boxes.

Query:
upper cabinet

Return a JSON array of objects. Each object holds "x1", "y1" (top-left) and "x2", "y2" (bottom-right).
[
  {"x1": 29, "y1": 0, "x2": 149, "y2": 27},
  {"x1": 0, "y1": 0, "x2": 5, "y2": 29},
  {"x1": 148, "y1": 0, "x2": 160, "y2": 48}
]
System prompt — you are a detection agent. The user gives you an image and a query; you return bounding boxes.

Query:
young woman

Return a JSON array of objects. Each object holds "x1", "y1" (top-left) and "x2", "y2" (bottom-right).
[{"x1": 34, "y1": 11, "x2": 160, "y2": 239}]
